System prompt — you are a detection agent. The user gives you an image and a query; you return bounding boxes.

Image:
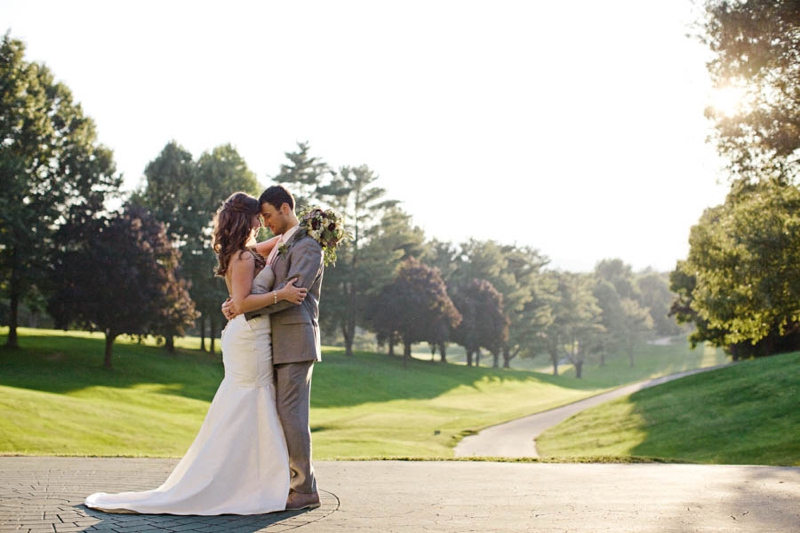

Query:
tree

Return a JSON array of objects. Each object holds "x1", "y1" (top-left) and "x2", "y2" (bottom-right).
[
  {"x1": 190, "y1": 145, "x2": 260, "y2": 352},
  {"x1": 593, "y1": 259, "x2": 654, "y2": 367},
  {"x1": 316, "y1": 164, "x2": 398, "y2": 356},
  {"x1": 637, "y1": 270, "x2": 683, "y2": 338},
  {"x1": 367, "y1": 258, "x2": 460, "y2": 368},
  {"x1": 595, "y1": 258, "x2": 638, "y2": 300},
  {"x1": 592, "y1": 280, "x2": 625, "y2": 366},
  {"x1": 670, "y1": 260, "x2": 731, "y2": 351},
  {"x1": 358, "y1": 206, "x2": 426, "y2": 351},
  {"x1": 671, "y1": 179, "x2": 800, "y2": 357},
  {"x1": 0, "y1": 33, "x2": 121, "y2": 348},
  {"x1": 499, "y1": 245, "x2": 551, "y2": 368},
  {"x1": 540, "y1": 271, "x2": 603, "y2": 378},
  {"x1": 368, "y1": 282, "x2": 403, "y2": 357},
  {"x1": 618, "y1": 298, "x2": 654, "y2": 368},
  {"x1": 47, "y1": 206, "x2": 196, "y2": 368},
  {"x1": 450, "y1": 279, "x2": 508, "y2": 367},
  {"x1": 271, "y1": 141, "x2": 330, "y2": 210},
  {"x1": 444, "y1": 240, "x2": 536, "y2": 367},
  {"x1": 134, "y1": 141, "x2": 195, "y2": 242},
  {"x1": 134, "y1": 142, "x2": 259, "y2": 352},
  {"x1": 701, "y1": 0, "x2": 800, "y2": 182}
]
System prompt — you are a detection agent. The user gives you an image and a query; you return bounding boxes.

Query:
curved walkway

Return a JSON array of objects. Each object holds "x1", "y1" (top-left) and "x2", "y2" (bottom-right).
[{"x1": 455, "y1": 366, "x2": 725, "y2": 458}]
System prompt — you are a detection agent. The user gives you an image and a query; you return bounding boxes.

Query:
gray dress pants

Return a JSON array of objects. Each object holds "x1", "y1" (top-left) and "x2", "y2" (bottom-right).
[{"x1": 274, "y1": 360, "x2": 317, "y2": 494}]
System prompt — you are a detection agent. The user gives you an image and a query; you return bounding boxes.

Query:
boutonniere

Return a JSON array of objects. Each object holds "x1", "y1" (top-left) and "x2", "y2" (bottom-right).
[{"x1": 277, "y1": 242, "x2": 289, "y2": 258}]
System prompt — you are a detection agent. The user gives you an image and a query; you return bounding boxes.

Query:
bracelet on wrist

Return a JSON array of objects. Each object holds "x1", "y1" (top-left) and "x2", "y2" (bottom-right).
[{"x1": 273, "y1": 291, "x2": 278, "y2": 304}]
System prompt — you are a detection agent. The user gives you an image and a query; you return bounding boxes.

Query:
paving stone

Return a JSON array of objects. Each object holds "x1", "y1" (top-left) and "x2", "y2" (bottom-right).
[{"x1": 0, "y1": 457, "x2": 336, "y2": 533}]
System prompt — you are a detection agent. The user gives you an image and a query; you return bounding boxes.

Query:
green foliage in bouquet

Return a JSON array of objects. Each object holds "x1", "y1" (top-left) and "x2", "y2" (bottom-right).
[{"x1": 299, "y1": 207, "x2": 352, "y2": 266}]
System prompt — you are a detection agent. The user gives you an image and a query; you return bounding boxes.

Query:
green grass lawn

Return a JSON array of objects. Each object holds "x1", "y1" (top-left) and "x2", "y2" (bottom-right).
[
  {"x1": 1, "y1": 327, "x2": 729, "y2": 460},
  {"x1": 536, "y1": 351, "x2": 800, "y2": 465}
]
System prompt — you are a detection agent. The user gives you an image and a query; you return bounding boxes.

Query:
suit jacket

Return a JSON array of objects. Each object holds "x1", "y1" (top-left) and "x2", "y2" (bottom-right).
[{"x1": 252, "y1": 229, "x2": 324, "y2": 364}]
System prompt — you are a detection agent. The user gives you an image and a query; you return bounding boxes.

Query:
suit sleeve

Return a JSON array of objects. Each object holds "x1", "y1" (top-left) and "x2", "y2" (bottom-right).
[{"x1": 260, "y1": 238, "x2": 323, "y2": 316}]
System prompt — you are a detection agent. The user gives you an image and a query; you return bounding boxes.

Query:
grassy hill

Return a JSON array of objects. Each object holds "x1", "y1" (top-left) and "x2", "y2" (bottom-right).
[
  {"x1": 536, "y1": 351, "x2": 800, "y2": 465},
  {"x1": 0, "y1": 327, "x2": 733, "y2": 460}
]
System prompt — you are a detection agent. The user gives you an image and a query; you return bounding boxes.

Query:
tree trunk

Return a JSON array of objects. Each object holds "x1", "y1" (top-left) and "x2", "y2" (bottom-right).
[
  {"x1": 165, "y1": 333, "x2": 175, "y2": 353},
  {"x1": 575, "y1": 360, "x2": 583, "y2": 379},
  {"x1": 491, "y1": 351, "x2": 499, "y2": 368},
  {"x1": 341, "y1": 321, "x2": 353, "y2": 357},
  {"x1": 550, "y1": 351, "x2": 559, "y2": 376},
  {"x1": 5, "y1": 247, "x2": 20, "y2": 348},
  {"x1": 104, "y1": 330, "x2": 116, "y2": 369},
  {"x1": 466, "y1": 349, "x2": 473, "y2": 366},
  {"x1": 475, "y1": 348, "x2": 481, "y2": 367},
  {"x1": 344, "y1": 283, "x2": 356, "y2": 357},
  {"x1": 6, "y1": 278, "x2": 20, "y2": 349},
  {"x1": 438, "y1": 342, "x2": 447, "y2": 363},
  {"x1": 200, "y1": 317, "x2": 207, "y2": 352},
  {"x1": 210, "y1": 319, "x2": 217, "y2": 354}
]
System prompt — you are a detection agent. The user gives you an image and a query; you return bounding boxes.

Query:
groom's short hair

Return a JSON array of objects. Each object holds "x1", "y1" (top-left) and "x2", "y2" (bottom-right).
[{"x1": 260, "y1": 185, "x2": 295, "y2": 212}]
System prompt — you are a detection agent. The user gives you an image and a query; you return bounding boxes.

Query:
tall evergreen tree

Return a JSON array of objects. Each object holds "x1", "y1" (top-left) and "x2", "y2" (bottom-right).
[
  {"x1": 317, "y1": 165, "x2": 398, "y2": 356},
  {"x1": 271, "y1": 141, "x2": 330, "y2": 210}
]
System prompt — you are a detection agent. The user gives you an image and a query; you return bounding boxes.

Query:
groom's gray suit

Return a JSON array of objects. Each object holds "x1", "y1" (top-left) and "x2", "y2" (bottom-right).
[{"x1": 254, "y1": 228, "x2": 323, "y2": 495}]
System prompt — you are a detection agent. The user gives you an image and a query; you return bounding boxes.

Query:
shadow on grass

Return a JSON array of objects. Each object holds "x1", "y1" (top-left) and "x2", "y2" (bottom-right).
[
  {"x1": 1, "y1": 329, "x2": 723, "y2": 410},
  {"x1": 0, "y1": 332, "x2": 224, "y2": 403},
  {"x1": 0, "y1": 330, "x2": 613, "y2": 409}
]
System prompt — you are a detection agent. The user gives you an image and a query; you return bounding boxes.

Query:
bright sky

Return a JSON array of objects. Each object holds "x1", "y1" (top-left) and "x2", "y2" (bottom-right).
[{"x1": 2, "y1": 0, "x2": 730, "y2": 272}]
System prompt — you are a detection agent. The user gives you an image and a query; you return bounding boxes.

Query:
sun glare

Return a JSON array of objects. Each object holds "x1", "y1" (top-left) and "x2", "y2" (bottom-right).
[{"x1": 709, "y1": 85, "x2": 748, "y2": 117}]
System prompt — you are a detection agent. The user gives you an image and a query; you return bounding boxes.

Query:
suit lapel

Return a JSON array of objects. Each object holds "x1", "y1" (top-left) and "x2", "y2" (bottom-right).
[{"x1": 273, "y1": 229, "x2": 306, "y2": 280}]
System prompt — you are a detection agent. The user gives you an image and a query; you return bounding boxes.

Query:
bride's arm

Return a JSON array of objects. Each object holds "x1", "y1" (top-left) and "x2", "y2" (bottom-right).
[
  {"x1": 253, "y1": 235, "x2": 281, "y2": 257},
  {"x1": 229, "y1": 252, "x2": 306, "y2": 315}
]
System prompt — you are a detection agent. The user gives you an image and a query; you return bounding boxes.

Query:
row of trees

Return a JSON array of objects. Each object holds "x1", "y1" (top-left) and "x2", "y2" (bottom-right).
[
  {"x1": 1, "y1": 32, "x2": 682, "y2": 374},
  {"x1": 256, "y1": 144, "x2": 681, "y2": 376},
  {"x1": 7, "y1": 1, "x2": 797, "y2": 367},
  {"x1": 671, "y1": 0, "x2": 800, "y2": 359}
]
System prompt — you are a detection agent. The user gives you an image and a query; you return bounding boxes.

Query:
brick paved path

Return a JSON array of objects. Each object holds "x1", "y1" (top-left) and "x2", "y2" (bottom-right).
[
  {"x1": 3, "y1": 456, "x2": 799, "y2": 532},
  {"x1": 0, "y1": 457, "x2": 337, "y2": 532}
]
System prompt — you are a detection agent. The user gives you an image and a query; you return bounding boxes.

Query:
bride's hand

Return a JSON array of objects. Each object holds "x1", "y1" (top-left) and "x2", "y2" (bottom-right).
[{"x1": 279, "y1": 278, "x2": 307, "y2": 305}]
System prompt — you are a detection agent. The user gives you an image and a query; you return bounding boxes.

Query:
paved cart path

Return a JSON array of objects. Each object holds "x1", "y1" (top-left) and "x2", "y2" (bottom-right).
[{"x1": 455, "y1": 366, "x2": 725, "y2": 458}]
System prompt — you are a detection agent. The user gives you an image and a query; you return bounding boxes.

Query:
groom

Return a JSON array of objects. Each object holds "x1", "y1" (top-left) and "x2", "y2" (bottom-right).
[{"x1": 225, "y1": 185, "x2": 324, "y2": 511}]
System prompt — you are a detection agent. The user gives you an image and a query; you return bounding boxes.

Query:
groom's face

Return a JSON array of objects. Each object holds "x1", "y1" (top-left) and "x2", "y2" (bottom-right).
[{"x1": 261, "y1": 202, "x2": 291, "y2": 236}]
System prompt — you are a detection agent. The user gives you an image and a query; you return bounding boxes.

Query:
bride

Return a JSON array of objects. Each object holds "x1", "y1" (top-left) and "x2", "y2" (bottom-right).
[{"x1": 85, "y1": 192, "x2": 307, "y2": 515}]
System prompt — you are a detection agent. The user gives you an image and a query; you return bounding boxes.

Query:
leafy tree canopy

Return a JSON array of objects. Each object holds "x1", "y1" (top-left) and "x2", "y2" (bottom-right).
[{"x1": 702, "y1": 0, "x2": 800, "y2": 181}]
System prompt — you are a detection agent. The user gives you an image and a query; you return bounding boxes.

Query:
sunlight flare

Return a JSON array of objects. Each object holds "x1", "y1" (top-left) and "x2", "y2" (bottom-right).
[{"x1": 708, "y1": 84, "x2": 748, "y2": 117}]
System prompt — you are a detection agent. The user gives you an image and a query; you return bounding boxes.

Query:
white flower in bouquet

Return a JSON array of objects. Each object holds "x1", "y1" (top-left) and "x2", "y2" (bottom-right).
[{"x1": 298, "y1": 207, "x2": 352, "y2": 266}]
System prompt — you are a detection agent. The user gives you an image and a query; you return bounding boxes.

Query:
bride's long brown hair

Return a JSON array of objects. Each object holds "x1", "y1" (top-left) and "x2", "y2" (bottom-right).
[{"x1": 212, "y1": 192, "x2": 264, "y2": 277}]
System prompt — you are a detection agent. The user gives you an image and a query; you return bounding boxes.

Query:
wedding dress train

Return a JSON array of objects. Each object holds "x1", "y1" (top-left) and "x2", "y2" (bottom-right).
[{"x1": 85, "y1": 266, "x2": 290, "y2": 515}]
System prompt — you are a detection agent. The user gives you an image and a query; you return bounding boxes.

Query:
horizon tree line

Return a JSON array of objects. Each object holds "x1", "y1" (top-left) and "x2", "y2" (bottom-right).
[{"x1": 6, "y1": 0, "x2": 797, "y2": 371}]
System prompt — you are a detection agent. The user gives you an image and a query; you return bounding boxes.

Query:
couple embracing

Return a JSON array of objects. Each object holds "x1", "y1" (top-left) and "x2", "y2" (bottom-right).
[{"x1": 85, "y1": 185, "x2": 334, "y2": 515}]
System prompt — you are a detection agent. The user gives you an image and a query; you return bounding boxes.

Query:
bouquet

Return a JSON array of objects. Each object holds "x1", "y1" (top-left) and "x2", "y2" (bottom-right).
[{"x1": 298, "y1": 206, "x2": 351, "y2": 266}]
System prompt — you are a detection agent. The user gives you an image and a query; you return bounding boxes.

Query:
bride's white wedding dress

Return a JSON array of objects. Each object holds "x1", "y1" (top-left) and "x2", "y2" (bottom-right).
[{"x1": 85, "y1": 266, "x2": 290, "y2": 515}]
